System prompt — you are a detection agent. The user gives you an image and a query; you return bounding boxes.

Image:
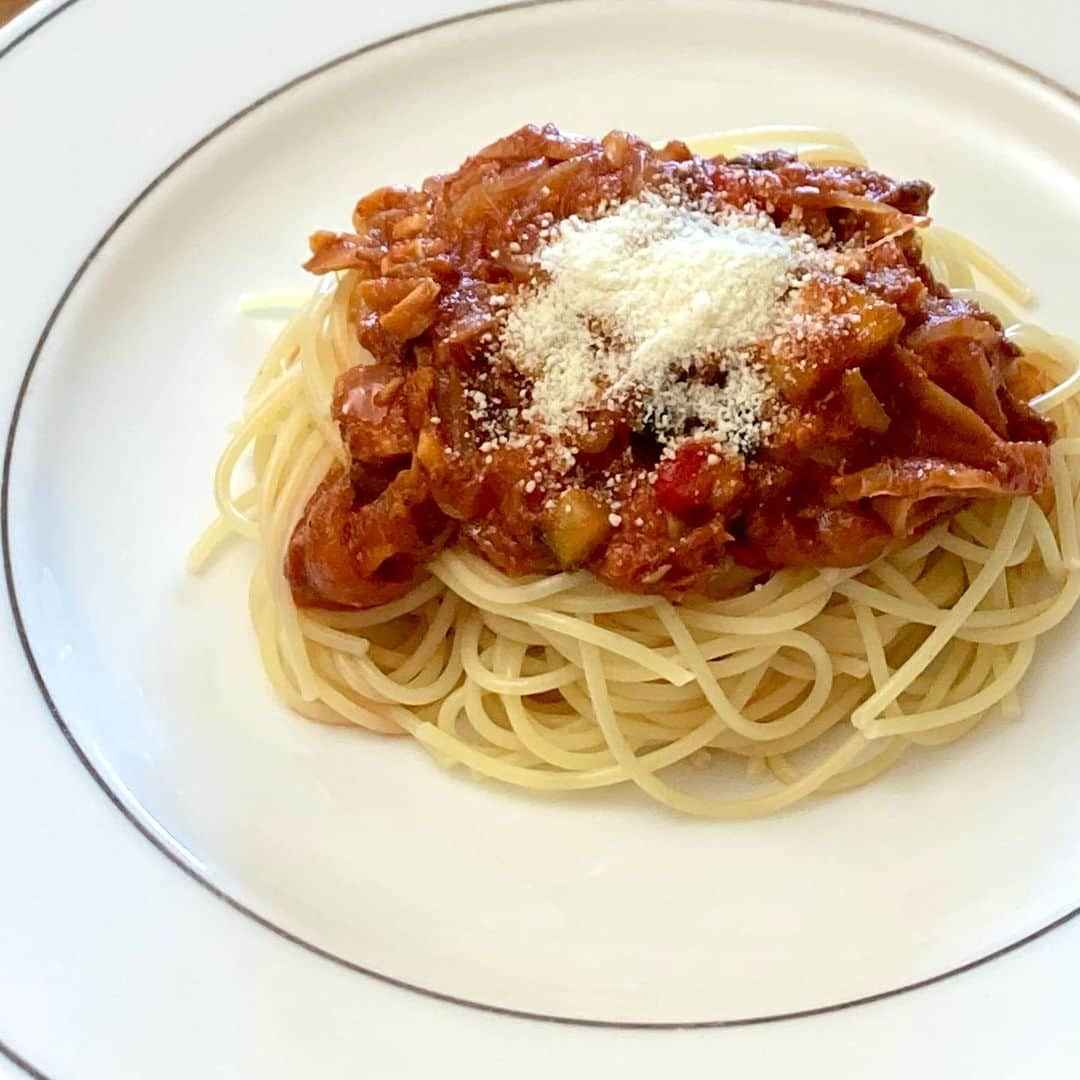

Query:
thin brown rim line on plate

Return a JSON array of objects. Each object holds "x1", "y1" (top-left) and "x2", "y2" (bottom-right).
[
  {"x1": 0, "y1": 0, "x2": 77, "y2": 61},
  {"x1": 0, "y1": 1035, "x2": 46, "y2": 1080},
  {"x1": 3, "y1": 0, "x2": 1080, "y2": 1047},
  {"x1": 2, "y1": 0, "x2": 1078, "y2": 105}
]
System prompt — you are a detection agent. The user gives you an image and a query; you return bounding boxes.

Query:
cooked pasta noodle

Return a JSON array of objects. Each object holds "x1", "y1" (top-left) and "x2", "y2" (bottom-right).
[{"x1": 191, "y1": 128, "x2": 1080, "y2": 818}]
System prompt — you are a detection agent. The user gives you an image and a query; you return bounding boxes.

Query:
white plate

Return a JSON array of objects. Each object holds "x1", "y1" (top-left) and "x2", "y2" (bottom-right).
[{"x1": 3, "y1": 0, "x2": 1080, "y2": 1055}]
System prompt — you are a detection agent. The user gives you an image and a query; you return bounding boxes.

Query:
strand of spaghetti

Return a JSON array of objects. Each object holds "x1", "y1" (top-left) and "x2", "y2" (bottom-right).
[
  {"x1": 682, "y1": 567, "x2": 857, "y2": 622},
  {"x1": 458, "y1": 685, "x2": 527, "y2": 753},
  {"x1": 336, "y1": 619, "x2": 461, "y2": 702},
  {"x1": 300, "y1": 284, "x2": 349, "y2": 451},
  {"x1": 600, "y1": 629, "x2": 786, "y2": 674},
  {"x1": 867, "y1": 559, "x2": 943, "y2": 607},
  {"x1": 526, "y1": 660, "x2": 802, "y2": 774},
  {"x1": 724, "y1": 644, "x2": 800, "y2": 681},
  {"x1": 792, "y1": 146, "x2": 866, "y2": 166},
  {"x1": 851, "y1": 496, "x2": 1028, "y2": 728},
  {"x1": 437, "y1": 572, "x2": 694, "y2": 686},
  {"x1": 801, "y1": 602, "x2": 866, "y2": 639},
  {"x1": 609, "y1": 639, "x2": 777, "y2": 699},
  {"x1": 938, "y1": 528, "x2": 1032, "y2": 568},
  {"x1": 246, "y1": 315, "x2": 302, "y2": 400},
  {"x1": 548, "y1": 592, "x2": 670, "y2": 614},
  {"x1": 655, "y1": 601, "x2": 834, "y2": 741},
  {"x1": 595, "y1": 694, "x2": 715, "y2": 730},
  {"x1": 987, "y1": 566, "x2": 1014, "y2": 700},
  {"x1": 853, "y1": 599, "x2": 936, "y2": 734},
  {"x1": 894, "y1": 548, "x2": 961, "y2": 596},
  {"x1": 304, "y1": 337, "x2": 343, "y2": 453},
  {"x1": 952, "y1": 506, "x2": 999, "y2": 547},
  {"x1": 543, "y1": 707, "x2": 677, "y2": 749},
  {"x1": 851, "y1": 602, "x2": 899, "y2": 718},
  {"x1": 411, "y1": 723, "x2": 623, "y2": 791},
  {"x1": 422, "y1": 689, "x2": 743, "y2": 791},
  {"x1": 652, "y1": 589, "x2": 835, "y2": 637},
  {"x1": 249, "y1": 570, "x2": 365, "y2": 727},
  {"x1": 835, "y1": 575, "x2": 1058, "y2": 632},
  {"x1": 927, "y1": 225, "x2": 1034, "y2": 305},
  {"x1": 244, "y1": 356, "x2": 303, "y2": 419},
  {"x1": 864, "y1": 638, "x2": 1036, "y2": 738},
  {"x1": 521, "y1": 701, "x2": 669, "y2": 751},
  {"x1": 334, "y1": 645, "x2": 464, "y2": 708},
  {"x1": 298, "y1": 617, "x2": 373, "y2": 657},
  {"x1": 1051, "y1": 445, "x2": 1080, "y2": 569},
  {"x1": 440, "y1": 546, "x2": 594, "y2": 596},
  {"x1": 950, "y1": 286, "x2": 1021, "y2": 324},
  {"x1": 261, "y1": 433, "x2": 332, "y2": 702},
  {"x1": 502, "y1": 618, "x2": 692, "y2": 685},
  {"x1": 687, "y1": 566, "x2": 810, "y2": 616},
  {"x1": 746, "y1": 756, "x2": 769, "y2": 781},
  {"x1": 328, "y1": 271, "x2": 360, "y2": 360},
  {"x1": 921, "y1": 229, "x2": 975, "y2": 290},
  {"x1": 943, "y1": 640, "x2": 997, "y2": 704},
  {"x1": 381, "y1": 592, "x2": 460, "y2": 683},
  {"x1": 685, "y1": 128, "x2": 865, "y2": 165},
  {"x1": 728, "y1": 655, "x2": 774, "y2": 712},
  {"x1": 993, "y1": 646, "x2": 1022, "y2": 722},
  {"x1": 1025, "y1": 343, "x2": 1080, "y2": 415},
  {"x1": 835, "y1": 655, "x2": 872, "y2": 679},
  {"x1": 434, "y1": 683, "x2": 479, "y2": 739},
  {"x1": 256, "y1": 385, "x2": 310, "y2": 508},
  {"x1": 770, "y1": 737, "x2": 909, "y2": 794},
  {"x1": 187, "y1": 487, "x2": 258, "y2": 572},
  {"x1": 732, "y1": 682, "x2": 869, "y2": 760},
  {"x1": 1050, "y1": 437, "x2": 1080, "y2": 456},
  {"x1": 904, "y1": 711, "x2": 984, "y2": 747},
  {"x1": 958, "y1": 574, "x2": 1080, "y2": 644},
  {"x1": 366, "y1": 620, "x2": 428, "y2": 668},
  {"x1": 1005, "y1": 514, "x2": 1037, "y2": 567},
  {"x1": 479, "y1": 612, "x2": 557, "y2": 649},
  {"x1": 581, "y1": 640, "x2": 867, "y2": 819},
  {"x1": 499, "y1": 643, "x2": 623, "y2": 770},
  {"x1": 328, "y1": 601, "x2": 425, "y2": 663},
  {"x1": 1010, "y1": 323, "x2": 1073, "y2": 356},
  {"x1": 213, "y1": 374, "x2": 302, "y2": 537},
  {"x1": 310, "y1": 666, "x2": 410, "y2": 732},
  {"x1": 918, "y1": 639, "x2": 975, "y2": 711},
  {"x1": 767, "y1": 640, "x2": 839, "y2": 686},
  {"x1": 249, "y1": 568, "x2": 312, "y2": 713},
  {"x1": 691, "y1": 126, "x2": 864, "y2": 147},
  {"x1": 742, "y1": 672, "x2": 813, "y2": 723},
  {"x1": 890, "y1": 521, "x2": 952, "y2": 566},
  {"x1": 831, "y1": 581, "x2": 939, "y2": 627},
  {"x1": 458, "y1": 613, "x2": 580, "y2": 695},
  {"x1": 431, "y1": 549, "x2": 594, "y2": 605},
  {"x1": 313, "y1": 577, "x2": 445, "y2": 629}
]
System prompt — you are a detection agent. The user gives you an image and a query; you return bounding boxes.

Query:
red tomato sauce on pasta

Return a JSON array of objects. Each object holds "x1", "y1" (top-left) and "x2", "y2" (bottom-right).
[{"x1": 287, "y1": 125, "x2": 1053, "y2": 609}]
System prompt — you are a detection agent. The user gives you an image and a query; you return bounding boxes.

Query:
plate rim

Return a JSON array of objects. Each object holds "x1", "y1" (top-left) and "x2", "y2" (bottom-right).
[{"x1": 3, "y1": 0, "x2": 1080, "y2": 1042}]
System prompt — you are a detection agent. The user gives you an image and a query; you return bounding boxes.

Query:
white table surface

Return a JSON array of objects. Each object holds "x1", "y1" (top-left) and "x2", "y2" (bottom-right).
[{"x1": 1, "y1": 0, "x2": 1076, "y2": 1076}]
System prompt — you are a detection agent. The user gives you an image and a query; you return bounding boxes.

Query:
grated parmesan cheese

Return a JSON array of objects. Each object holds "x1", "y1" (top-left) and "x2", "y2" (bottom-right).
[{"x1": 499, "y1": 190, "x2": 814, "y2": 453}]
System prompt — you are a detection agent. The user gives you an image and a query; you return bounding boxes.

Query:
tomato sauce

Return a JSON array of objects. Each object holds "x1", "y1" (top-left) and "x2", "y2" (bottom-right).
[{"x1": 286, "y1": 125, "x2": 1053, "y2": 609}]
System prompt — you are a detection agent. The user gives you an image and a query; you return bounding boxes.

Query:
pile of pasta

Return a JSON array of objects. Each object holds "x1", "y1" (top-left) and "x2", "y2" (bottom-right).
[{"x1": 192, "y1": 128, "x2": 1080, "y2": 819}]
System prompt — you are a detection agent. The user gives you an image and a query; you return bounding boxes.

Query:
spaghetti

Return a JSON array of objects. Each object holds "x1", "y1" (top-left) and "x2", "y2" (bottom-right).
[{"x1": 192, "y1": 127, "x2": 1080, "y2": 819}]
